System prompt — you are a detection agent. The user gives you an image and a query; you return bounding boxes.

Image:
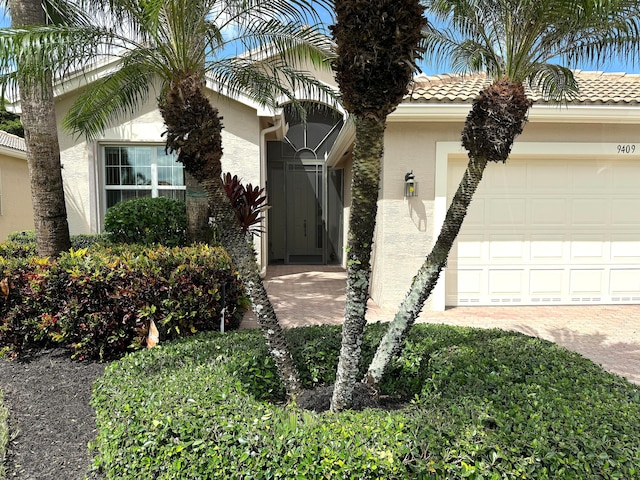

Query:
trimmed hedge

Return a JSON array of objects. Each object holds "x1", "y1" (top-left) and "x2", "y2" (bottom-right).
[
  {"x1": 104, "y1": 197, "x2": 188, "y2": 247},
  {"x1": 90, "y1": 324, "x2": 640, "y2": 479},
  {"x1": 0, "y1": 244, "x2": 248, "y2": 360}
]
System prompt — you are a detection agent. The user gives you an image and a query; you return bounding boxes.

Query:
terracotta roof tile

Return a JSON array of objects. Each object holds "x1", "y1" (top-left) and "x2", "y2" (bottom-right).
[
  {"x1": 0, "y1": 130, "x2": 26, "y2": 152},
  {"x1": 406, "y1": 71, "x2": 640, "y2": 105}
]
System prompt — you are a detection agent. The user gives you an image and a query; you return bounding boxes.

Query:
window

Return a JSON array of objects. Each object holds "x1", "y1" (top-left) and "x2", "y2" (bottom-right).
[{"x1": 104, "y1": 145, "x2": 185, "y2": 209}]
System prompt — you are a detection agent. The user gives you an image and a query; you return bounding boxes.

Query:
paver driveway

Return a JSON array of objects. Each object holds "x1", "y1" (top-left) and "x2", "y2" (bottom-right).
[{"x1": 242, "y1": 265, "x2": 640, "y2": 384}]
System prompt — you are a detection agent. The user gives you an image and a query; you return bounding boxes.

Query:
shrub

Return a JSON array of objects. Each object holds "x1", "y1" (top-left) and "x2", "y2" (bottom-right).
[
  {"x1": 222, "y1": 172, "x2": 268, "y2": 237},
  {"x1": 7, "y1": 230, "x2": 35, "y2": 245},
  {"x1": 90, "y1": 324, "x2": 640, "y2": 479},
  {"x1": 104, "y1": 197, "x2": 187, "y2": 246},
  {"x1": 0, "y1": 244, "x2": 247, "y2": 360},
  {"x1": 70, "y1": 233, "x2": 111, "y2": 249},
  {"x1": 6, "y1": 230, "x2": 110, "y2": 251}
]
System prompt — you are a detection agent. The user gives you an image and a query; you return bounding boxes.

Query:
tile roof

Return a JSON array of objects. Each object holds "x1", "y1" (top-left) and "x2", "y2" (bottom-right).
[
  {"x1": 0, "y1": 130, "x2": 26, "y2": 152},
  {"x1": 406, "y1": 71, "x2": 640, "y2": 105}
]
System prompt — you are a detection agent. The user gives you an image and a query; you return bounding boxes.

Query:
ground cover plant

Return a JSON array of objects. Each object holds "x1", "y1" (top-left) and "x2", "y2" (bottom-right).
[
  {"x1": 91, "y1": 323, "x2": 640, "y2": 479},
  {"x1": 0, "y1": 243, "x2": 247, "y2": 360}
]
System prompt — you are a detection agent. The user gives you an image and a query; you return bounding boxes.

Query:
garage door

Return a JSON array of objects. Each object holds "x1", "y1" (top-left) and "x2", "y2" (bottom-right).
[{"x1": 445, "y1": 157, "x2": 640, "y2": 306}]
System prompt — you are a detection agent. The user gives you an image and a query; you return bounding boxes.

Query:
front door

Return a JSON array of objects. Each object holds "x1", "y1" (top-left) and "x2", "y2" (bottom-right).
[
  {"x1": 266, "y1": 103, "x2": 344, "y2": 265},
  {"x1": 286, "y1": 162, "x2": 324, "y2": 264}
]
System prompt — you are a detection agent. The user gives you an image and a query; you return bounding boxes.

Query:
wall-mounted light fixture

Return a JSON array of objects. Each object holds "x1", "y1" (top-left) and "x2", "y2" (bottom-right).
[{"x1": 404, "y1": 171, "x2": 417, "y2": 197}]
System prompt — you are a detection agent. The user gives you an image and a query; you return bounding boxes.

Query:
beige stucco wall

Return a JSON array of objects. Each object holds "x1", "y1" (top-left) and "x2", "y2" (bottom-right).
[
  {"x1": 0, "y1": 153, "x2": 33, "y2": 240},
  {"x1": 369, "y1": 110, "x2": 640, "y2": 311},
  {"x1": 55, "y1": 86, "x2": 263, "y2": 237}
]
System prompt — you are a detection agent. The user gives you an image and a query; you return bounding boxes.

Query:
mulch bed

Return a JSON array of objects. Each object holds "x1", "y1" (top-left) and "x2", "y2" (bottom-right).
[{"x1": 0, "y1": 349, "x2": 105, "y2": 479}]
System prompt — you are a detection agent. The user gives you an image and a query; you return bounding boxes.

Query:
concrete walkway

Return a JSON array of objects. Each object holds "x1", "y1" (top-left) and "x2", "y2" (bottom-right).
[{"x1": 242, "y1": 265, "x2": 640, "y2": 384}]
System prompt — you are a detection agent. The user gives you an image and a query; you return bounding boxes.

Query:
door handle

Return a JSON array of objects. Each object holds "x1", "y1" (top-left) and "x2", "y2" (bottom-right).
[{"x1": 304, "y1": 219, "x2": 307, "y2": 237}]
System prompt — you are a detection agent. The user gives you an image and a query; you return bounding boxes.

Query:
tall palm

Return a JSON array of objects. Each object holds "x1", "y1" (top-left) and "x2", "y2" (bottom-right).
[
  {"x1": 1, "y1": 0, "x2": 337, "y2": 399},
  {"x1": 329, "y1": 0, "x2": 426, "y2": 412},
  {"x1": 6, "y1": 0, "x2": 73, "y2": 257},
  {"x1": 365, "y1": 0, "x2": 640, "y2": 386}
]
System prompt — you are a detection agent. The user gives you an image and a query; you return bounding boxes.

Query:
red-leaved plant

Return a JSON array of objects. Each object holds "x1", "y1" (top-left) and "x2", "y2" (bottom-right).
[{"x1": 222, "y1": 173, "x2": 269, "y2": 237}]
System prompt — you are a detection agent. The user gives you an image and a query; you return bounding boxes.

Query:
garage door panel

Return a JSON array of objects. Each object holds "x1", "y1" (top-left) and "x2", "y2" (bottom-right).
[
  {"x1": 530, "y1": 235, "x2": 565, "y2": 260},
  {"x1": 569, "y1": 269, "x2": 605, "y2": 296},
  {"x1": 488, "y1": 270, "x2": 524, "y2": 295},
  {"x1": 613, "y1": 164, "x2": 640, "y2": 190},
  {"x1": 530, "y1": 269, "x2": 564, "y2": 296},
  {"x1": 486, "y1": 198, "x2": 526, "y2": 225},
  {"x1": 463, "y1": 199, "x2": 486, "y2": 225},
  {"x1": 570, "y1": 235, "x2": 606, "y2": 260},
  {"x1": 612, "y1": 199, "x2": 640, "y2": 224},
  {"x1": 530, "y1": 198, "x2": 566, "y2": 225},
  {"x1": 489, "y1": 235, "x2": 526, "y2": 260},
  {"x1": 571, "y1": 198, "x2": 608, "y2": 225},
  {"x1": 527, "y1": 162, "x2": 568, "y2": 190},
  {"x1": 570, "y1": 164, "x2": 611, "y2": 191},
  {"x1": 485, "y1": 163, "x2": 527, "y2": 190},
  {"x1": 457, "y1": 269, "x2": 483, "y2": 295},
  {"x1": 611, "y1": 236, "x2": 640, "y2": 261},
  {"x1": 610, "y1": 269, "x2": 640, "y2": 296},
  {"x1": 456, "y1": 234, "x2": 483, "y2": 260}
]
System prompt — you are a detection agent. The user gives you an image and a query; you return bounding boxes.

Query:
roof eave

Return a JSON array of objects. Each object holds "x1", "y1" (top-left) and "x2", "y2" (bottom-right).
[{"x1": 389, "y1": 102, "x2": 640, "y2": 124}]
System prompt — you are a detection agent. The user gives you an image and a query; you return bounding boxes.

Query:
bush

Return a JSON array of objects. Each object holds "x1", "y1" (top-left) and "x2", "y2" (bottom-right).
[
  {"x1": 6, "y1": 230, "x2": 110, "y2": 251},
  {"x1": 6, "y1": 230, "x2": 35, "y2": 245},
  {"x1": 90, "y1": 324, "x2": 640, "y2": 479},
  {"x1": 0, "y1": 244, "x2": 248, "y2": 360},
  {"x1": 104, "y1": 197, "x2": 187, "y2": 247}
]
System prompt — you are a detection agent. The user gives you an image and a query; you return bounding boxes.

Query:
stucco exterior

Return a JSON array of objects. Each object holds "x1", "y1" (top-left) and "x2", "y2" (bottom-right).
[{"x1": 0, "y1": 145, "x2": 32, "y2": 240}]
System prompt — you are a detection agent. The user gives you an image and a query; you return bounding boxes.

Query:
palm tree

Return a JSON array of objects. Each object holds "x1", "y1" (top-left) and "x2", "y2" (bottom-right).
[
  {"x1": 328, "y1": 0, "x2": 426, "y2": 412},
  {"x1": 0, "y1": 0, "x2": 337, "y2": 399},
  {"x1": 364, "y1": 0, "x2": 640, "y2": 386},
  {"x1": 6, "y1": 0, "x2": 72, "y2": 257}
]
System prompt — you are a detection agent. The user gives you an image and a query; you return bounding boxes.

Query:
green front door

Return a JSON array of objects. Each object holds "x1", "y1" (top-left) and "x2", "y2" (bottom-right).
[{"x1": 286, "y1": 162, "x2": 324, "y2": 264}]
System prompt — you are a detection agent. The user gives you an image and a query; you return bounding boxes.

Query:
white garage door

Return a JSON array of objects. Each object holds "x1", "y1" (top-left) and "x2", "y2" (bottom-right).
[{"x1": 446, "y1": 157, "x2": 640, "y2": 306}]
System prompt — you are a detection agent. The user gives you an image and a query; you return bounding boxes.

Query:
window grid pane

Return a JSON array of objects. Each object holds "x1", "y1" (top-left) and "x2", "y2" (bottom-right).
[{"x1": 104, "y1": 146, "x2": 185, "y2": 211}]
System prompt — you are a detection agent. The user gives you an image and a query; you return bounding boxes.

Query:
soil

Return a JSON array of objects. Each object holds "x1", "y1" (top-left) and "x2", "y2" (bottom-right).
[
  {"x1": 0, "y1": 348, "x2": 106, "y2": 480},
  {"x1": 297, "y1": 382, "x2": 406, "y2": 413}
]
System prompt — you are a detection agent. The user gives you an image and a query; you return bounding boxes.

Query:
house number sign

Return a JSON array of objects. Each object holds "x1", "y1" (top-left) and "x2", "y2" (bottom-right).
[{"x1": 617, "y1": 144, "x2": 637, "y2": 154}]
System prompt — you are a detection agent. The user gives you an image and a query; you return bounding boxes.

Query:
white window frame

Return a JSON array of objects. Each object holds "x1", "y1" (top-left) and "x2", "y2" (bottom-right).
[{"x1": 100, "y1": 143, "x2": 186, "y2": 220}]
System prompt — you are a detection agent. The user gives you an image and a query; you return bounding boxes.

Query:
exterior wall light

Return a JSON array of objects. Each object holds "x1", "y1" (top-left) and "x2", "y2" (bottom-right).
[{"x1": 404, "y1": 171, "x2": 417, "y2": 197}]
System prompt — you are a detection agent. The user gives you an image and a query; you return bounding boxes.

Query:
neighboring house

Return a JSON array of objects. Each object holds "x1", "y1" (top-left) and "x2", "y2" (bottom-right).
[
  {"x1": 0, "y1": 130, "x2": 32, "y2": 240},
  {"x1": 42, "y1": 65, "x2": 640, "y2": 312}
]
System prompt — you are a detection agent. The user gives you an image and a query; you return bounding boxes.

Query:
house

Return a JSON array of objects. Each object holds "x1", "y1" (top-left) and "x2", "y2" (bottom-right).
[
  {"x1": 40, "y1": 64, "x2": 640, "y2": 312},
  {"x1": 0, "y1": 131, "x2": 32, "y2": 240}
]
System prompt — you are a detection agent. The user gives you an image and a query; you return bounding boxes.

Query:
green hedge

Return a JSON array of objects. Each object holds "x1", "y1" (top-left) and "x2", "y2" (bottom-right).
[
  {"x1": 104, "y1": 197, "x2": 188, "y2": 247},
  {"x1": 0, "y1": 244, "x2": 248, "y2": 360},
  {"x1": 90, "y1": 324, "x2": 640, "y2": 479}
]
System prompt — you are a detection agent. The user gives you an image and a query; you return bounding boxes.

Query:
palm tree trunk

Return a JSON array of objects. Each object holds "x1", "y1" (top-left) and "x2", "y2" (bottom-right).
[
  {"x1": 160, "y1": 77, "x2": 302, "y2": 399},
  {"x1": 364, "y1": 154, "x2": 488, "y2": 385},
  {"x1": 202, "y1": 175, "x2": 303, "y2": 399},
  {"x1": 364, "y1": 79, "x2": 532, "y2": 386},
  {"x1": 330, "y1": 116, "x2": 384, "y2": 412},
  {"x1": 9, "y1": 0, "x2": 71, "y2": 257},
  {"x1": 185, "y1": 172, "x2": 211, "y2": 243}
]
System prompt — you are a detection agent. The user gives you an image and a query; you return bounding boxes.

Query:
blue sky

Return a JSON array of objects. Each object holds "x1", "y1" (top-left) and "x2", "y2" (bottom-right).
[{"x1": 1, "y1": 7, "x2": 638, "y2": 75}]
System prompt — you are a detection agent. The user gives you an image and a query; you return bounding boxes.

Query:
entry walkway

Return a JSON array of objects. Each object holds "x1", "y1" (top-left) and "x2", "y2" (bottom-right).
[{"x1": 242, "y1": 265, "x2": 640, "y2": 384}]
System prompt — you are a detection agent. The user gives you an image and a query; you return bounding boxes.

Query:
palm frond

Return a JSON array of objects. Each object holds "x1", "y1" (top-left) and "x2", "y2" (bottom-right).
[
  {"x1": 207, "y1": 56, "x2": 338, "y2": 117},
  {"x1": 0, "y1": 24, "x2": 118, "y2": 92},
  {"x1": 62, "y1": 54, "x2": 157, "y2": 139},
  {"x1": 526, "y1": 63, "x2": 579, "y2": 103},
  {"x1": 423, "y1": 0, "x2": 640, "y2": 99}
]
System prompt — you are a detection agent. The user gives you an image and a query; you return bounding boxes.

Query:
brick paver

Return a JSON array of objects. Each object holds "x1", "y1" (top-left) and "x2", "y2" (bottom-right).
[{"x1": 242, "y1": 265, "x2": 640, "y2": 384}]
